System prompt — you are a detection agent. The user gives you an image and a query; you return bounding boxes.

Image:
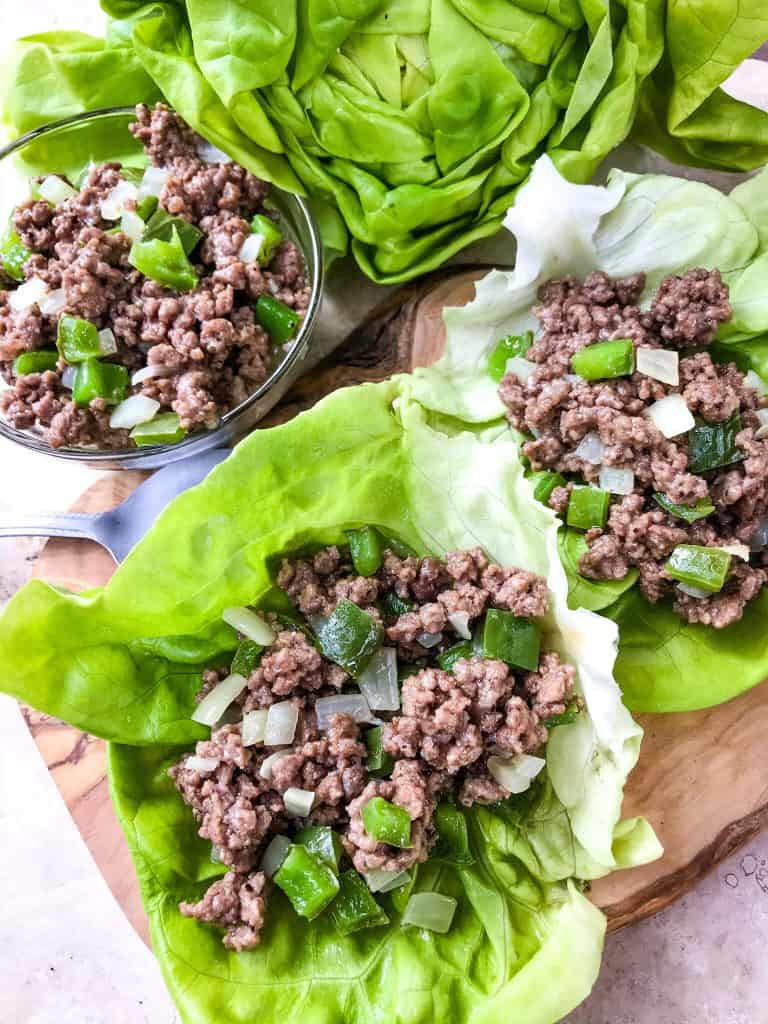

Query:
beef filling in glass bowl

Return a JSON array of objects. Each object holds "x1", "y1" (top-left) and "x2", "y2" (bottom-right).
[{"x1": 0, "y1": 104, "x2": 322, "y2": 468}]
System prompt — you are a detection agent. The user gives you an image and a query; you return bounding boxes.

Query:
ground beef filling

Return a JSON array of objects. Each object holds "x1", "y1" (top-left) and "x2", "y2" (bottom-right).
[
  {"x1": 0, "y1": 103, "x2": 310, "y2": 449},
  {"x1": 171, "y1": 546, "x2": 576, "y2": 949},
  {"x1": 498, "y1": 268, "x2": 768, "y2": 628}
]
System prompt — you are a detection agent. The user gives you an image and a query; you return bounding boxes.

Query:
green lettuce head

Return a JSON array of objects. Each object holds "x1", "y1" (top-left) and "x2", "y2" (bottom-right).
[{"x1": 0, "y1": 382, "x2": 659, "y2": 1023}]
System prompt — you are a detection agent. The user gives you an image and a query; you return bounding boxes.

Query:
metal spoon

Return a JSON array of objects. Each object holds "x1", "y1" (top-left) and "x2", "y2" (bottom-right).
[{"x1": 0, "y1": 447, "x2": 229, "y2": 562}]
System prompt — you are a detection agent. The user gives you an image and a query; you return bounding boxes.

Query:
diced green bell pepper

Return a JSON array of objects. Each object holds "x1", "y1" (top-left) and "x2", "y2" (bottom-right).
[
  {"x1": 295, "y1": 826, "x2": 343, "y2": 873},
  {"x1": 13, "y1": 350, "x2": 58, "y2": 375},
  {"x1": 434, "y1": 803, "x2": 474, "y2": 865},
  {"x1": 544, "y1": 702, "x2": 581, "y2": 729},
  {"x1": 482, "y1": 609, "x2": 540, "y2": 671},
  {"x1": 566, "y1": 485, "x2": 610, "y2": 530},
  {"x1": 361, "y1": 796, "x2": 412, "y2": 848},
  {"x1": 0, "y1": 225, "x2": 31, "y2": 281},
  {"x1": 381, "y1": 591, "x2": 413, "y2": 620},
  {"x1": 231, "y1": 639, "x2": 262, "y2": 677},
  {"x1": 388, "y1": 867, "x2": 417, "y2": 914},
  {"x1": 346, "y1": 526, "x2": 384, "y2": 576},
  {"x1": 129, "y1": 226, "x2": 198, "y2": 292},
  {"x1": 487, "y1": 330, "x2": 534, "y2": 382},
  {"x1": 437, "y1": 640, "x2": 473, "y2": 673},
  {"x1": 653, "y1": 493, "x2": 715, "y2": 523},
  {"x1": 250, "y1": 213, "x2": 283, "y2": 265},
  {"x1": 571, "y1": 339, "x2": 634, "y2": 380},
  {"x1": 331, "y1": 870, "x2": 389, "y2": 935},
  {"x1": 687, "y1": 414, "x2": 742, "y2": 473},
  {"x1": 364, "y1": 726, "x2": 394, "y2": 778},
  {"x1": 274, "y1": 844, "x2": 340, "y2": 920},
  {"x1": 530, "y1": 470, "x2": 567, "y2": 505},
  {"x1": 143, "y1": 207, "x2": 202, "y2": 254},
  {"x1": 135, "y1": 195, "x2": 159, "y2": 223},
  {"x1": 255, "y1": 294, "x2": 301, "y2": 344},
  {"x1": 57, "y1": 316, "x2": 101, "y2": 363},
  {"x1": 665, "y1": 544, "x2": 731, "y2": 593},
  {"x1": 129, "y1": 412, "x2": 187, "y2": 446},
  {"x1": 72, "y1": 359, "x2": 128, "y2": 407},
  {"x1": 315, "y1": 599, "x2": 382, "y2": 676}
]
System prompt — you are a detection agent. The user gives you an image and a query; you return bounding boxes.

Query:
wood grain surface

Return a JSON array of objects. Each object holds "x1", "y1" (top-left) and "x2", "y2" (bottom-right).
[{"x1": 25, "y1": 268, "x2": 768, "y2": 945}]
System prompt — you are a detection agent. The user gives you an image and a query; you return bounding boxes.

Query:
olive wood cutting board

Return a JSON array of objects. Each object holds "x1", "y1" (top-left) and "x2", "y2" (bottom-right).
[{"x1": 24, "y1": 267, "x2": 768, "y2": 946}]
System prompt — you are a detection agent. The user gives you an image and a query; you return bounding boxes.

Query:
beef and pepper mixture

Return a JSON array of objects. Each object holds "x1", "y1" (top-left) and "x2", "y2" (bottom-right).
[
  {"x1": 170, "y1": 532, "x2": 579, "y2": 950},
  {"x1": 0, "y1": 104, "x2": 310, "y2": 450},
  {"x1": 497, "y1": 269, "x2": 768, "y2": 629}
]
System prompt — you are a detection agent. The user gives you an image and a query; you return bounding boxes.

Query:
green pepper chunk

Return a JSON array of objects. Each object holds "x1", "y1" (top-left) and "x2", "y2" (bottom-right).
[
  {"x1": 346, "y1": 525, "x2": 384, "y2": 576},
  {"x1": 665, "y1": 544, "x2": 731, "y2": 593},
  {"x1": 129, "y1": 227, "x2": 198, "y2": 292},
  {"x1": 0, "y1": 225, "x2": 31, "y2": 281},
  {"x1": 315, "y1": 599, "x2": 382, "y2": 676},
  {"x1": 129, "y1": 412, "x2": 187, "y2": 446},
  {"x1": 544, "y1": 702, "x2": 581, "y2": 730},
  {"x1": 143, "y1": 207, "x2": 202, "y2": 254},
  {"x1": 255, "y1": 294, "x2": 301, "y2": 344},
  {"x1": 398, "y1": 662, "x2": 423, "y2": 683},
  {"x1": 362, "y1": 796, "x2": 412, "y2": 848},
  {"x1": 250, "y1": 213, "x2": 284, "y2": 265},
  {"x1": 566, "y1": 485, "x2": 610, "y2": 530},
  {"x1": 72, "y1": 359, "x2": 128, "y2": 407},
  {"x1": 487, "y1": 330, "x2": 534, "y2": 382},
  {"x1": 482, "y1": 609, "x2": 540, "y2": 671},
  {"x1": 388, "y1": 867, "x2": 417, "y2": 914},
  {"x1": 331, "y1": 870, "x2": 389, "y2": 935},
  {"x1": 135, "y1": 195, "x2": 159, "y2": 223},
  {"x1": 273, "y1": 844, "x2": 340, "y2": 920},
  {"x1": 530, "y1": 470, "x2": 567, "y2": 505},
  {"x1": 231, "y1": 639, "x2": 262, "y2": 677},
  {"x1": 571, "y1": 339, "x2": 635, "y2": 381},
  {"x1": 57, "y1": 315, "x2": 101, "y2": 363},
  {"x1": 364, "y1": 726, "x2": 394, "y2": 778},
  {"x1": 687, "y1": 414, "x2": 742, "y2": 474},
  {"x1": 381, "y1": 591, "x2": 414, "y2": 621},
  {"x1": 437, "y1": 640, "x2": 473, "y2": 673},
  {"x1": 653, "y1": 493, "x2": 715, "y2": 523},
  {"x1": 295, "y1": 826, "x2": 343, "y2": 873},
  {"x1": 434, "y1": 803, "x2": 474, "y2": 865},
  {"x1": 13, "y1": 350, "x2": 58, "y2": 375}
]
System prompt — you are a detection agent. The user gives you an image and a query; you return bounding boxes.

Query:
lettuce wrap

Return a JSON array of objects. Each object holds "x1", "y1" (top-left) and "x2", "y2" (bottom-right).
[
  {"x1": 0, "y1": 382, "x2": 659, "y2": 1023},
  {"x1": 410, "y1": 155, "x2": 768, "y2": 712}
]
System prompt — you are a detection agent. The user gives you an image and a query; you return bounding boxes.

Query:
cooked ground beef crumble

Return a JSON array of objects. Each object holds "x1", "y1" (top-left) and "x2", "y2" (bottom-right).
[
  {"x1": 170, "y1": 543, "x2": 577, "y2": 949},
  {"x1": 498, "y1": 268, "x2": 768, "y2": 628},
  {"x1": 0, "y1": 104, "x2": 310, "y2": 450}
]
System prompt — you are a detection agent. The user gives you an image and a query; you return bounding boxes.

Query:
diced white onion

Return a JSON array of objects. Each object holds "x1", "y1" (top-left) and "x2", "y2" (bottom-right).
[
  {"x1": 357, "y1": 647, "x2": 399, "y2": 711},
  {"x1": 315, "y1": 694, "x2": 373, "y2": 731},
  {"x1": 239, "y1": 233, "x2": 265, "y2": 263},
  {"x1": 198, "y1": 141, "x2": 231, "y2": 164},
  {"x1": 100, "y1": 179, "x2": 139, "y2": 220},
  {"x1": 636, "y1": 346, "x2": 679, "y2": 386},
  {"x1": 364, "y1": 869, "x2": 411, "y2": 894},
  {"x1": 259, "y1": 749, "x2": 291, "y2": 781},
  {"x1": 718, "y1": 542, "x2": 750, "y2": 561},
  {"x1": 38, "y1": 288, "x2": 65, "y2": 316},
  {"x1": 744, "y1": 370, "x2": 767, "y2": 395},
  {"x1": 191, "y1": 672, "x2": 247, "y2": 727},
  {"x1": 242, "y1": 709, "x2": 268, "y2": 746},
  {"x1": 749, "y1": 516, "x2": 768, "y2": 551},
  {"x1": 417, "y1": 632, "x2": 442, "y2": 649},
  {"x1": 120, "y1": 210, "x2": 145, "y2": 241},
  {"x1": 283, "y1": 787, "x2": 316, "y2": 818},
  {"x1": 138, "y1": 165, "x2": 170, "y2": 199},
  {"x1": 109, "y1": 394, "x2": 160, "y2": 429},
  {"x1": 754, "y1": 409, "x2": 768, "y2": 439},
  {"x1": 564, "y1": 373, "x2": 581, "y2": 384},
  {"x1": 447, "y1": 611, "x2": 471, "y2": 640},
  {"x1": 61, "y1": 366, "x2": 75, "y2": 390},
  {"x1": 97, "y1": 327, "x2": 118, "y2": 356},
  {"x1": 210, "y1": 846, "x2": 223, "y2": 863},
  {"x1": 598, "y1": 466, "x2": 635, "y2": 495},
  {"x1": 260, "y1": 835, "x2": 291, "y2": 877},
  {"x1": 39, "y1": 175, "x2": 76, "y2": 204},
  {"x1": 574, "y1": 431, "x2": 605, "y2": 465},
  {"x1": 184, "y1": 755, "x2": 219, "y2": 773},
  {"x1": 402, "y1": 893, "x2": 457, "y2": 934},
  {"x1": 222, "y1": 606, "x2": 275, "y2": 645},
  {"x1": 676, "y1": 583, "x2": 710, "y2": 599},
  {"x1": 8, "y1": 277, "x2": 49, "y2": 312},
  {"x1": 505, "y1": 356, "x2": 537, "y2": 382},
  {"x1": 646, "y1": 394, "x2": 695, "y2": 439},
  {"x1": 131, "y1": 363, "x2": 174, "y2": 385},
  {"x1": 488, "y1": 753, "x2": 546, "y2": 794},
  {"x1": 265, "y1": 701, "x2": 299, "y2": 746}
]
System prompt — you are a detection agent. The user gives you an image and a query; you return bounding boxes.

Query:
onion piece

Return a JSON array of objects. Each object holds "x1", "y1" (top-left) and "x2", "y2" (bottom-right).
[
  {"x1": 210, "y1": 846, "x2": 223, "y2": 864},
  {"x1": 97, "y1": 327, "x2": 118, "y2": 356},
  {"x1": 222, "y1": 606, "x2": 275, "y2": 645},
  {"x1": 131, "y1": 363, "x2": 174, "y2": 385},
  {"x1": 676, "y1": 583, "x2": 710, "y2": 599},
  {"x1": 239, "y1": 233, "x2": 265, "y2": 263},
  {"x1": 198, "y1": 141, "x2": 231, "y2": 164},
  {"x1": 417, "y1": 631, "x2": 443, "y2": 649},
  {"x1": 564, "y1": 373, "x2": 581, "y2": 384},
  {"x1": 646, "y1": 394, "x2": 695, "y2": 439},
  {"x1": 598, "y1": 466, "x2": 635, "y2": 495},
  {"x1": 138, "y1": 166, "x2": 170, "y2": 199},
  {"x1": 8, "y1": 277, "x2": 49, "y2": 312},
  {"x1": 315, "y1": 694, "x2": 373, "y2": 731},
  {"x1": 755, "y1": 408, "x2": 768, "y2": 439},
  {"x1": 184, "y1": 755, "x2": 219, "y2": 773},
  {"x1": 38, "y1": 288, "x2": 65, "y2": 316},
  {"x1": 284, "y1": 787, "x2": 316, "y2": 818},
  {"x1": 265, "y1": 700, "x2": 299, "y2": 746},
  {"x1": 488, "y1": 753, "x2": 546, "y2": 794},
  {"x1": 259, "y1": 749, "x2": 291, "y2": 781},
  {"x1": 120, "y1": 210, "x2": 145, "y2": 241},
  {"x1": 505, "y1": 356, "x2": 537, "y2": 382},
  {"x1": 364, "y1": 869, "x2": 411, "y2": 894},
  {"x1": 744, "y1": 370, "x2": 767, "y2": 395},
  {"x1": 749, "y1": 516, "x2": 768, "y2": 551},
  {"x1": 242, "y1": 709, "x2": 268, "y2": 746},
  {"x1": 402, "y1": 893, "x2": 457, "y2": 934},
  {"x1": 574, "y1": 431, "x2": 605, "y2": 465},
  {"x1": 100, "y1": 179, "x2": 139, "y2": 220},
  {"x1": 260, "y1": 835, "x2": 291, "y2": 877},
  {"x1": 61, "y1": 366, "x2": 76, "y2": 390},
  {"x1": 447, "y1": 611, "x2": 471, "y2": 640},
  {"x1": 38, "y1": 175, "x2": 76, "y2": 204},
  {"x1": 718, "y1": 542, "x2": 750, "y2": 561},
  {"x1": 357, "y1": 647, "x2": 399, "y2": 711},
  {"x1": 191, "y1": 672, "x2": 247, "y2": 727},
  {"x1": 109, "y1": 394, "x2": 160, "y2": 430},
  {"x1": 636, "y1": 346, "x2": 679, "y2": 386}
]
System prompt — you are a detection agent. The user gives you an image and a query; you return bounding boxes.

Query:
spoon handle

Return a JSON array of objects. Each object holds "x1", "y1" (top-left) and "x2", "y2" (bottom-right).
[{"x1": 0, "y1": 512, "x2": 100, "y2": 545}]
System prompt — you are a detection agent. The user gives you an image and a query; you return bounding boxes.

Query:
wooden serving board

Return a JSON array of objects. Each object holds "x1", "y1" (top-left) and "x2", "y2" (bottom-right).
[{"x1": 24, "y1": 268, "x2": 768, "y2": 945}]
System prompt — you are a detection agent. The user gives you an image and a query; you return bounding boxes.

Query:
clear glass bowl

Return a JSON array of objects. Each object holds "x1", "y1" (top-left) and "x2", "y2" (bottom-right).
[{"x1": 0, "y1": 107, "x2": 323, "y2": 469}]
